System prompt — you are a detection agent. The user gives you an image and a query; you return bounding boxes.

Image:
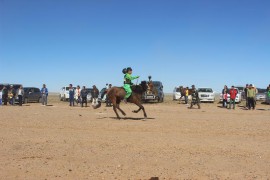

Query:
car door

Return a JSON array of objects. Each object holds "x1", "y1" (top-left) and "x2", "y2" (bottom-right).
[
  {"x1": 27, "y1": 88, "x2": 34, "y2": 101},
  {"x1": 33, "y1": 88, "x2": 41, "y2": 101}
]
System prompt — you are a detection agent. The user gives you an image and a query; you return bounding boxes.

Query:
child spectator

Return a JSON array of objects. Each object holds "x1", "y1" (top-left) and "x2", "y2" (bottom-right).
[
  {"x1": 223, "y1": 89, "x2": 228, "y2": 108},
  {"x1": 229, "y1": 86, "x2": 238, "y2": 110}
]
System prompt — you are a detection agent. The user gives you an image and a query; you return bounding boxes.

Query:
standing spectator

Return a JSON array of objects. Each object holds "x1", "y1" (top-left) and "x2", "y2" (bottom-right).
[
  {"x1": 16, "y1": 85, "x2": 24, "y2": 106},
  {"x1": 41, "y1": 84, "x2": 48, "y2": 106},
  {"x1": 106, "y1": 84, "x2": 112, "y2": 107},
  {"x1": 2, "y1": 86, "x2": 8, "y2": 105},
  {"x1": 247, "y1": 84, "x2": 256, "y2": 110},
  {"x1": 267, "y1": 84, "x2": 270, "y2": 91},
  {"x1": 75, "y1": 85, "x2": 81, "y2": 105},
  {"x1": 189, "y1": 85, "x2": 201, "y2": 109},
  {"x1": 184, "y1": 86, "x2": 189, "y2": 104},
  {"x1": 244, "y1": 84, "x2": 249, "y2": 108},
  {"x1": 91, "y1": 85, "x2": 99, "y2": 106},
  {"x1": 229, "y1": 86, "x2": 238, "y2": 110},
  {"x1": 81, "y1": 86, "x2": 88, "y2": 107},
  {"x1": 267, "y1": 85, "x2": 270, "y2": 103},
  {"x1": 8, "y1": 85, "x2": 16, "y2": 105},
  {"x1": 222, "y1": 85, "x2": 228, "y2": 108},
  {"x1": 69, "y1": 84, "x2": 75, "y2": 106},
  {"x1": 0, "y1": 88, "x2": 2, "y2": 106}
]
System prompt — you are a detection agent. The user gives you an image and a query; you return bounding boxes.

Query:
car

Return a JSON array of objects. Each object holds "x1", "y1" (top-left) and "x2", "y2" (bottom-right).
[
  {"x1": 59, "y1": 86, "x2": 75, "y2": 101},
  {"x1": 198, "y1": 87, "x2": 215, "y2": 103},
  {"x1": 15, "y1": 87, "x2": 42, "y2": 103},
  {"x1": 256, "y1": 88, "x2": 267, "y2": 101},
  {"x1": 173, "y1": 87, "x2": 181, "y2": 100},
  {"x1": 219, "y1": 88, "x2": 242, "y2": 103},
  {"x1": 235, "y1": 86, "x2": 245, "y2": 99},
  {"x1": 142, "y1": 81, "x2": 164, "y2": 102}
]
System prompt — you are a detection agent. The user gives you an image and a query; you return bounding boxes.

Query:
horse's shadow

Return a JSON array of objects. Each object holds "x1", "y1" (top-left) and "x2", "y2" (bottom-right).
[{"x1": 110, "y1": 117, "x2": 155, "y2": 121}]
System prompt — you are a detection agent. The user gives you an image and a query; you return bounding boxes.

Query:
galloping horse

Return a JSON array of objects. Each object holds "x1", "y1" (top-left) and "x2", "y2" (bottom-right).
[{"x1": 95, "y1": 81, "x2": 148, "y2": 119}]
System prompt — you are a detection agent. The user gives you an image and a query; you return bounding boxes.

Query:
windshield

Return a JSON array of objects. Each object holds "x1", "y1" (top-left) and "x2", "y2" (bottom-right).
[
  {"x1": 175, "y1": 88, "x2": 180, "y2": 92},
  {"x1": 198, "y1": 88, "x2": 213, "y2": 93},
  {"x1": 235, "y1": 87, "x2": 244, "y2": 91},
  {"x1": 152, "y1": 81, "x2": 162, "y2": 88},
  {"x1": 257, "y1": 89, "x2": 266, "y2": 93}
]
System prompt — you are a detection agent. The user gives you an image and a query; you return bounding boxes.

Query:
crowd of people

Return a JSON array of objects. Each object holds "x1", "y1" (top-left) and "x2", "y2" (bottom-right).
[{"x1": 67, "y1": 83, "x2": 112, "y2": 107}]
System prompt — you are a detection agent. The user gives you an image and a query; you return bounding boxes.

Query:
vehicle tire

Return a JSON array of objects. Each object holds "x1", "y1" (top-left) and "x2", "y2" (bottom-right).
[
  {"x1": 63, "y1": 95, "x2": 66, "y2": 102},
  {"x1": 24, "y1": 98, "x2": 28, "y2": 104},
  {"x1": 59, "y1": 95, "x2": 62, "y2": 101}
]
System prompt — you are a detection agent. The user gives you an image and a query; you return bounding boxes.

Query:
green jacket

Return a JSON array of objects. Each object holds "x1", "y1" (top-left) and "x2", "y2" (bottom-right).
[
  {"x1": 124, "y1": 74, "x2": 139, "y2": 85},
  {"x1": 247, "y1": 88, "x2": 256, "y2": 98}
]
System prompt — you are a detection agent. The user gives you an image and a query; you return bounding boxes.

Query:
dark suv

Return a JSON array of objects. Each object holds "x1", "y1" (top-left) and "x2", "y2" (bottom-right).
[{"x1": 18, "y1": 87, "x2": 42, "y2": 104}]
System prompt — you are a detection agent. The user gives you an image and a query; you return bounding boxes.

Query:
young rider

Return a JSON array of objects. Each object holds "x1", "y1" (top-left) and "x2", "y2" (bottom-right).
[{"x1": 123, "y1": 67, "x2": 139, "y2": 103}]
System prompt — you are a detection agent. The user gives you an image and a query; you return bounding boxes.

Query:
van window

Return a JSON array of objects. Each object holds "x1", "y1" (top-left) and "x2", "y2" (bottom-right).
[{"x1": 34, "y1": 88, "x2": 40, "y2": 93}]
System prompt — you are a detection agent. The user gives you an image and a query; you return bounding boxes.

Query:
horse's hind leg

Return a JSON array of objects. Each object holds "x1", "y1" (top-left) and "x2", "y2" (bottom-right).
[
  {"x1": 132, "y1": 107, "x2": 141, "y2": 113},
  {"x1": 111, "y1": 98, "x2": 121, "y2": 119}
]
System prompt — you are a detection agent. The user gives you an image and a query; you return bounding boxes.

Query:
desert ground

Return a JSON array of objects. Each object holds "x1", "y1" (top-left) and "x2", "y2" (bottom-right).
[{"x1": 0, "y1": 94, "x2": 270, "y2": 179}]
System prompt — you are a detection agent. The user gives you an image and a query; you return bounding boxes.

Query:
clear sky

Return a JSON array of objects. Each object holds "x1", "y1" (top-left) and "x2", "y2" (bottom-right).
[{"x1": 0, "y1": 0, "x2": 269, "y2": 93}]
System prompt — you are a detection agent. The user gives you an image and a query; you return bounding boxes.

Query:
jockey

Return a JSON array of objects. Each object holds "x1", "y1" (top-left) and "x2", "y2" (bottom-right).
[{"x1": 123, "y1": 67, "x2": 139, "y2": 102}]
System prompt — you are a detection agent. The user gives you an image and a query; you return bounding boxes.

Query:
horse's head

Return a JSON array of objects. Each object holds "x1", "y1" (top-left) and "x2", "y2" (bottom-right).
[{"x1": 140, "y1": 81, "x2": 148, "y2": 92}]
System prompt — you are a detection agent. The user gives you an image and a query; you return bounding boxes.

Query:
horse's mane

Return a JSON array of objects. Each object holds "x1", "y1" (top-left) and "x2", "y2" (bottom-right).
[{"x1": 131, "y1": 84, "x2": 144, "y2": 94}]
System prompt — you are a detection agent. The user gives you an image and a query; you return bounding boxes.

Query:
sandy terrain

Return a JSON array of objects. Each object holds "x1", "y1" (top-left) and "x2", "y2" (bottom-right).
[{"x1": 0, "y1": 95, "x2": 270, "y2": 179}]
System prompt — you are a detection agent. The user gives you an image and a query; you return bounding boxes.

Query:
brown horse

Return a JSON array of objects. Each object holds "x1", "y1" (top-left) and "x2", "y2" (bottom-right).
[
  {"x1": 178, "y1": 86, "x2": 193, "y2": 103},
  {"x1": 95, "y1": 81, "x2": 148, "y2": 119}
]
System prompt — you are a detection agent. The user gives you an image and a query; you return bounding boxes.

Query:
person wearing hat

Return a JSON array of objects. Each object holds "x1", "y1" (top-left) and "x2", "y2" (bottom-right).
[
  {"x1": 123, "y1": 67, "x2": 139, "y2": 103},
  {"x1": 247, "y1": 84, "x2": 256, "y2": 110},
  {"x1": 229, "y1": 85, "x2": 238, "y2": 110},
  {"x1": 189, "y1": 85, "x2": 201, "y2": 109},
  {"x1": 244, "y1": 84, "x2": 249, "y2": 108}
]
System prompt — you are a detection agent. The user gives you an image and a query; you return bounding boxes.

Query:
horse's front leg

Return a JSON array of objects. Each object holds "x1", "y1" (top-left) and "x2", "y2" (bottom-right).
[
  {"x1": 116, "y1": 103, "x2": 126, "y2": 116},
  {"x1": 133, "y1": 102, "x2": 147, "y2": 118}
]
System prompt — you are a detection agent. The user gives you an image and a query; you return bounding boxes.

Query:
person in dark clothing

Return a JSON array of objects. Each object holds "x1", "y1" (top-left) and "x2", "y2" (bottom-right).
[
  {"x1": 189, "y1": 85, "x2": 201, "y2": 109},
  {"x1": 2, "y1": 86, "x2": 8, "y2": 105},
  {"x1": 69, "y1": 84, "x2": 75, "y2": 106},
  {"x1": 244, "y1": 84, "x2": 249, "y2": 108},
  {"x1": 81, "y1": 86, "x2": 88, "y2": 107},
  {"x1": 91, "y1": 85, "x2": 99, "y2": 106},
  {"x1": 222, "y1": 85, "x2": 228, "y2": 108}
]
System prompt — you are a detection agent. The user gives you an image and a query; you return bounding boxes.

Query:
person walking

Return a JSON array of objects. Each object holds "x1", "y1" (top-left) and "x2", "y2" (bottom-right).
[
  {"x1": 2, "y1": 86, "x2": 8, "y2": 105},
  {"x1": 81, "y1": 86, "x2": 88, "y2": 107},
  {"x1": 189, "y1": 85, "x2": 201, "y2": 109},
  {"x1": 229, "y1": 86, "x2": 238, "y2": 110},
  {"x1": 75, "y1": 85, "x2": 81, "y2": 106},
  {"x1": 69, "y1": 84, "x2": 75, "y2": 106},
  {"x1": 16, "y1": 85, "x2": 24, "y2": 106},
  {"x1": 41, "y1": 84, "x2": 48, "y2": 106},
  {"x1": 247, "y1": 84, "x2": 256, "y2": 110}
]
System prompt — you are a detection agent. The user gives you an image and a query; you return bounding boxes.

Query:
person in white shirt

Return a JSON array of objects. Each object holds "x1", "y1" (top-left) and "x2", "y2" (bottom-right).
[
  {"x1": 75, "y1": 85, "x2": 81, "y2": 105},
  {"x1": 16, "y1": 85, "x2": 24, "y2": 106}
]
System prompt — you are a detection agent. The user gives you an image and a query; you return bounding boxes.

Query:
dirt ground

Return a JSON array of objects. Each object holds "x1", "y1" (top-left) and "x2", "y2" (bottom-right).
[{"x1": 0, "y1": 95, "x2": 270, "y2": 179}]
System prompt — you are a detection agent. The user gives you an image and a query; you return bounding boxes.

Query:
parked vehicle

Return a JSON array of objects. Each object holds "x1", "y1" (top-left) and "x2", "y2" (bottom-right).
[
  {"x1": 86, "y1": 88, "x2": 93, "y2": 102},
  {"x1": 15, "y1": 87, "x2": 42, "y2": 104},
  {"x1": 142, "y1": 81, "x2": 164, "y2": 102},
  {"x1": 59, "y1": 86, "x2": 75, "y2": 101},
  {"x1": 98, "y1": 88, "x2": 107, "y2": 103},
  {"x1": 198, "y1": 87, "x2": 215, "y2": 103},
  {"x1": 219, "y1": 88, "x2": 242, "y2": 103},
  {"x1": 235, "y1": 86, "x2": 245, "y2": 99},
  {"x1": 256, "y1": 88, "x2": 267, "y2": 101}
]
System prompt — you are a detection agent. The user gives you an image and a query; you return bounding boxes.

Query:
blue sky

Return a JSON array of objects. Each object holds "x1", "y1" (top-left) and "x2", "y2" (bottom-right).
[{"x1": 0, "y1": 0, "x2": 269, "y2": 93}]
